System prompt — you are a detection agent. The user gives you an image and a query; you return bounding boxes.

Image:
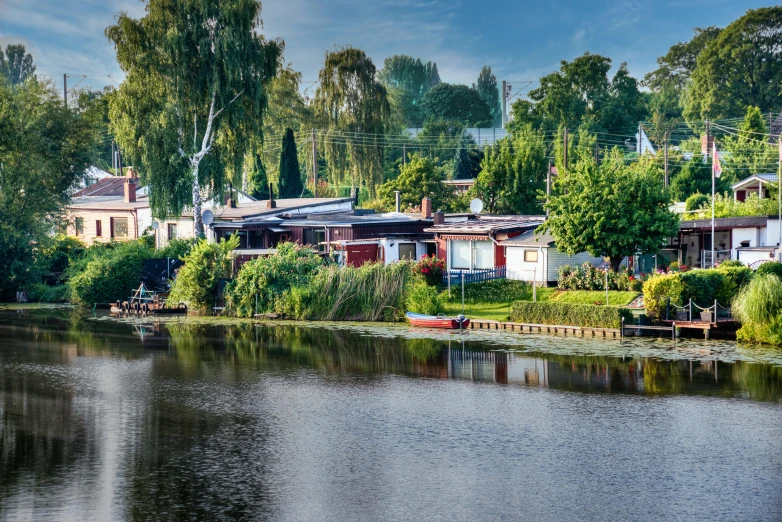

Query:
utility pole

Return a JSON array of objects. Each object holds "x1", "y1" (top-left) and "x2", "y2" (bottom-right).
[
  {"x1": 111, "y1": 141, "x2": 116, "y2": 173},
  {"x1": 501, "y1": 80, "x2": 506, "y2": 128},
  {"x1": 311, "y1": 128, "x2": 318, "y2": 198},
  {"x1": 664, "y1": 132, "x2": 669, "y2": 187},
  {"x1": 546, "y1": 161, "x2": 552, "y2": 218},
  {"x1": 63, "y1": 74, "x2": 67, "y2": 108},
  {"x1": 563, "y1": 127, "x2": 569, "y2": 170},
  {"x1": 637, "y1": 123, "x2": 642, "y2": 154},
  {"x1": 707, "y1": 120, "x2": 715, "y2": 268},
  {"x1": 402, "y1": 144, "x2": 406, "y2": 167}
]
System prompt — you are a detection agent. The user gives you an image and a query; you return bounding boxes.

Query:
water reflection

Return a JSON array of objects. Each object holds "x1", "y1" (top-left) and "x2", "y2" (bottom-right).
[{"x1": 1, "y1": 310, "x2": 782, "y2": 521}]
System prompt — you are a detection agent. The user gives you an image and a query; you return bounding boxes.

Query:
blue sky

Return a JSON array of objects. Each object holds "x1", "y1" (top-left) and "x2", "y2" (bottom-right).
[{"x1": 0, "y1": 0, "x2": 773, "y2": 96}]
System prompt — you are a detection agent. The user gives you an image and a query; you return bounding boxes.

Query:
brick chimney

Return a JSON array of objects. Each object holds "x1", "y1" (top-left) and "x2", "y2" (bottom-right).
[
  {"x1": 124, "y1": 176, "x2": 136, "y2": 203},
  {"x1": 422, "y1": 197, "x2": 432, "y2": 219},
  {"x1": 701, "y1": 135, "x2": 715, "y2": 155},
  {"x1": 433, "y1": 210, "x2": 444, "y2": 225}
]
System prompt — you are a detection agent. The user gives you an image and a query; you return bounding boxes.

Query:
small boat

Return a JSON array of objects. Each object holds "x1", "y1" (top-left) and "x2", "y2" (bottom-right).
[{"x1": 406, "y1": 312, "x2": 470, "y2": 330}]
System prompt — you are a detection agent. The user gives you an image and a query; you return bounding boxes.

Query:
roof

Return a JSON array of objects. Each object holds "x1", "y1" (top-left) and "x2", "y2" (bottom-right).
[
  {"x1": 770, "y1": 113, "x2": 782, "y2": 145},
  {"x1": 679, "y1": 216, "x2": 769, "y2": 230},
  {"x1": 443, "y1": 179, "x2": 475, "y2": 185},
  {"x1": 424, "y1": 215, "x2": 545, "y2": 235},
  {"x1": 67, "y1": 196, "x2": 150, "y2": 211},
  {"x1": 72, "y1": 176, "x2": 140, "y2": 197},
  {"x1": 500, "y1": 229, "x2": 555, "y2": 247},
  {"x1": 732, "y1": 173, "x2": 778, "y2": 190},
  {"x1": 213, "y1": 198, "x2": 353, "y2": 221}
]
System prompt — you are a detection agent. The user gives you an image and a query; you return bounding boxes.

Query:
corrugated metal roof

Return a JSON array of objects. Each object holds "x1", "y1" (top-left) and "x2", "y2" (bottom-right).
[
  {"x1": 732, "y1": 173, "x2": 778, "y2": 190},
  {"x1": 215, "y1": 198, "x2": 353, "y2": 220},
  {"x1": 500, "y1": 229, "x2": 555, "y2": 247},
  {"x1": 424, "y1": 215, "x2": 545, "y2": 235}
]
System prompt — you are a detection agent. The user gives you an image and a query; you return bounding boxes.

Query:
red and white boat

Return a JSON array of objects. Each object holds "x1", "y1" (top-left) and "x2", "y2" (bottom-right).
[{"x1": 406, "y1": 312, "x2": 470, "y2": 330}]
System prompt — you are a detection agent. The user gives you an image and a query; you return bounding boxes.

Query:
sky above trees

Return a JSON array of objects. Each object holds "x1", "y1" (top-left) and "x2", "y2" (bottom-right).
[{"x1": 0, "y1": 0, "x2": 773, "y2": 93}]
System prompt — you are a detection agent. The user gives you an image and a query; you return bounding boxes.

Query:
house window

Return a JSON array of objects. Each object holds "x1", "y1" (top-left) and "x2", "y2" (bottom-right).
[
  {"x1": 95, "y1": 220, "x2": 102, "y2": 237},
  {"x1": 451, "y1": 240, "x2": 471, "y2": 269},
  {"x1": 399, "y1": 243, "x2": 416, "y2": 260},
  {"x1": 524, "y1": 250, "x2": 538, "y2": 262},
  {"x1": 473, "y1": 240, "x2": 493, "y2": 269},
  {"x1": 168, "y1": 223, "x2": 177, "y2": 240},
  {"x1": 303, "y1": 229, "x2": 326, "y2": 252},
  {"x1": 111, "y1": 217, "x2": 128, "y2": 238},
  {"x1": 75, "y1": 217, "x2": 84, "y2": 236}
]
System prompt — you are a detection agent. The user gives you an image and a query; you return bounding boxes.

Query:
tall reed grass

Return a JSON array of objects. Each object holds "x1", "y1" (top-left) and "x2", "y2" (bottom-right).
[{"x1": 732, "y1": 274, "x2": 782, "y2": 345}]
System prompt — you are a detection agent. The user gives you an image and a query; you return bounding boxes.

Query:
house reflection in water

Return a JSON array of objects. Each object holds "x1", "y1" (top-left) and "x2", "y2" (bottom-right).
[{"x1": 423, "y1": 343, "x2": 742, "y2": 398}]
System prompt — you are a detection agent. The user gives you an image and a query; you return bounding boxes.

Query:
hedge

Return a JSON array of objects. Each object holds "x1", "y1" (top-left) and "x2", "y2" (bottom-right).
[
  {"x1": 643, "y1": 266, "x2": 753, "y2": 321},
  {"x1": 510, "y1": 301, "x2": 632, "y2": 329}
]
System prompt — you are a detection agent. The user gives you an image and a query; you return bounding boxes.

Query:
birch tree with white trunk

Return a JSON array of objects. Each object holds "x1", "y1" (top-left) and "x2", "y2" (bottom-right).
[{"x1": 106, "y1": 0, "x2": 280, "y2": 237}]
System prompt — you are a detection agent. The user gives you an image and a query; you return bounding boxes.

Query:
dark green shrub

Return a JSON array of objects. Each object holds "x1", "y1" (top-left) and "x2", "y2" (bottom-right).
[
  {"x1": 157, "y1": 238, "x2": 197, "y2": 260},
  {"x1": 69, "y1": 240, "x2": 154, "y2": 305},
  {"x1": 685, "y1": 192, "x2": 709, "y2": 211},
  {"x1": 168, "y1": 236, "x2": 239, "y2": 312},
  {"x1": 715, "y1": 266, "x2": 753, "y2": 304},
  {"x1": 510, "y1": 301, "x2": 632, "y2": 328},
  {"x1": 679, "y1": 270, "x2": 724, "y2": 307},
  {"x1": 226, "y1": 242, "x2": 324, "y2": 317},
  {"x1": 407, "y1": 279, "x2": 441, "y2": 315},
  {"x1": 756, "y1": 261, "x2": 782, "y2": 280},
  {"x1": 443, "y1": 279, "x2": 530, "y2": 303},
  {"x1": 643, "y1": 273, "x2": 685, "y2": 320}
]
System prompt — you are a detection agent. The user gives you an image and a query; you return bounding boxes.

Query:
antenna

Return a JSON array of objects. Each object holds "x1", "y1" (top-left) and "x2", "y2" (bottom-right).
[
  {"x1": 202, "y1": 209, "x2": 214, "y2": 226},
  {"x1": 469, "y1": 198, "x2": 484, "y2": 214}
]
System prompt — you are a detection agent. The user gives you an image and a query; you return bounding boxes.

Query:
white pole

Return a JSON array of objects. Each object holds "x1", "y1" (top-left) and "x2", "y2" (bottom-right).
[
  {"x1": 605, "y1": 269, "x2": 609, "y2": 305},
  {"x1": 461, "y1": 272, "x2": 465, "y2": 315}
]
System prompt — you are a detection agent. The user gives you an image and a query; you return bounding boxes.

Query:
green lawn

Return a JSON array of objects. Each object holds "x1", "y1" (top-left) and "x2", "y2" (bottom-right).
[{"x1": 438, "y1": 282, "x2": 639, "y2": 321}]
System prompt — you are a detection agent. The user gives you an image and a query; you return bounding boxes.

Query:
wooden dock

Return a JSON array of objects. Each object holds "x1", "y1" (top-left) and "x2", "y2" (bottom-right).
[{"x1": 469, "y1": 319, "x2": 623, "y2": 338}]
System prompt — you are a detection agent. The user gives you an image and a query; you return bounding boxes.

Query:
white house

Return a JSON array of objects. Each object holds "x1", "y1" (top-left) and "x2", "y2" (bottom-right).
[
  {"x1": 731, "y1": 173, "x2": 777, "y2": 201},
  {"x1": 501, "y1": 230, "x2": 604, "y2": 286}
]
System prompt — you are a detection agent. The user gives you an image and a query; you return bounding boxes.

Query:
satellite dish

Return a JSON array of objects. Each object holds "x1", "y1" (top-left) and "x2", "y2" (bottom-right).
[
  {"x1": 151, "y1": 221, "x2": 159, "y2": 230},
  {"x1": 469, "y1": 198, "x2": 484, "y2": 214},
  {"x1": 202, "y1": 209, "x2": 214, "y2": 226}
]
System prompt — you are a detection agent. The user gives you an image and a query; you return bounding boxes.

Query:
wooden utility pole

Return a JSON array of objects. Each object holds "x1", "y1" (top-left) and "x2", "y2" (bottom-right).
[
  {"x1": 563, "y1": 127, "x2": 569, "y2": 170},
  {"x1": 63, "y1": 74, "x2": 67, "y2": 108},
  {"x1": 546, "y1": 161, "x2": 552, "y2": 218},
  {"x1": 664, "y1": 132, "x2": 669, "y2": 187},
  {"x1": 311, "y1": 128, "x2": 318, "y2": 198},
  {"x1": 403, "y1": 144, "x2": 406, "y2": 167},
  {"x1": 501, "y1": 80, "x2": 507, "y2": 128}
]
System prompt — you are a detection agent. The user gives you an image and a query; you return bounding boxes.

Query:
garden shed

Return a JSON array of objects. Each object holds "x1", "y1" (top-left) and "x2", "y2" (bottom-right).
[{"x1": 502, "y1": 230, "x2": 603, "y2": 286}]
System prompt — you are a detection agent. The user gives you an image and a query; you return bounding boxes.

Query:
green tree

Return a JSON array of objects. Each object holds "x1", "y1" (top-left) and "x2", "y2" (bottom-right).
[
  {"x1": 452, "y1": 133, "x2": 482, "y2": 180},
  {"x1": 471, "y1": 124, "x2": 547, "y2": 214},
  {"x1": 314, "y1": 46, "x2": 390, "y2": 196},
  {"x1": 669, "y1": 154, "x2": 714, "y2": 202},
  {"x1": 684, "y1": 7, "x2": 782, "y2": 120},
  {"x1": 248, "y1": 154, "x2": 269, "y2": 200},
  {"x1": 473, "y1": 65, "x2": 501, "y2": 127},
  {"x1": 0, "y1": 78, "x2": 98, "y2": 298},
  {"x1": 644, "y1": 27, "x2": 722, "y2": 93},
  {"x1": 106, "y1": 0, "x2": 281, "y2": 236},
  {"x1": 378, "y1": 154, "x2": 454, "y2": 211},
  {"x1": 378, "y1": 55, "x2": 440, "y2": 127},
  {"x1": 420, "y1": 83, "x2": 493, "y2": 127},
  {"x1": 278, "y1": 128, "x2": 303, "y2": 198},
  {"x1": 0, "y1": 44, "x2": 36, "y2": 85},
  {"x1": 540, "y1": 148, "x2": 679, "y2": 271},
  {"x1": 720, "y1": 106, "x2": 777, "y2": 184},
  {"x1": 260, "y1": 66, "x2": 312, "y2": 187}
]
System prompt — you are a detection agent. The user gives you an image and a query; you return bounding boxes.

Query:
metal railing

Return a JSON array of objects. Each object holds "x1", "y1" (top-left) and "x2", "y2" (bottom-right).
[
  {"x1": 443, "y1": 266, "x2": 507, "y2": 286},
  {"x1": 665, "y1": 298, "x2": 732, "y2": 323},
  {"x1": 702, "y1": 250, "x2": 731, "y2": 268}
]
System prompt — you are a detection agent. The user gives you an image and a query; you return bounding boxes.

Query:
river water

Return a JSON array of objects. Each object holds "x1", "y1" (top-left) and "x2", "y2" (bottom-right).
[{"x1": 1, "y1": 307, "x2": 781, "y2": 521}]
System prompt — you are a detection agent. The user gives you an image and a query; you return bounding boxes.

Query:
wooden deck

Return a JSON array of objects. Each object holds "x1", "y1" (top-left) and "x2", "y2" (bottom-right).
[{"x1": 469, "y1": 319, "x2": 623, "y2": 338}]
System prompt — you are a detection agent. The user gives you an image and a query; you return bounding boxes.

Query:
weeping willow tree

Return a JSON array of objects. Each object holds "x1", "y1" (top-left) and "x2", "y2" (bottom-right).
[
  {"x1": 106, "y1": 0, "x2": 281, "y2": 236},
  {"x1": 314, "y1": 47, "x2": 390, "y2": 197}
]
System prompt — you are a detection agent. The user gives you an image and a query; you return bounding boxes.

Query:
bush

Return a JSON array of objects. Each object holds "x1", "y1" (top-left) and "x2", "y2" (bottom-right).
[
  {"x1": 34, "y1": 234, "x2": 87, "y2": 275},
  {"x1": 284, "y1": 262, "x2": 413, "y2": 321},
  {"x1": 685, "y1": 192, "x2": 709, "y2": 211},
  {"x1": 442, "y1": 279, "x2": 530, "y2": 303},
  {"x1": 643, "y1": 267, "x2": 753, "y2": 321},
  {"x1": 157, "y1": 238, "x2": 197, "y2": 260},
  {"x1": 168, "y1": 236, "x2": 239, "y2": 312},
  {"x1": 718, "y1": 259, "x2": 744, "y2": 268},
  {"x1": 755, "y1": 261, "x2": 782, "y2": 280},
  {"x1": 558, "y1": 261, "x2": 636, "y2": 291},
  {"x1": 733, "y1": 275, "x2": 782, "y2": 345},
  {"x1": 406, "y1": 280, "x2": 441, "y2": 315},
  {"x1": 510, "y1": 301, "x2": 632, "y2": 328},
  {"x1": 414, "y1": 254, "x2": 446, "y2": 286},
  {"x1": 26, "y1": 282, "x2": 71, "y2": 303},
  {"x1": 226, "y1": 242, "x2": 324, "y2": 317},
  {"x1": 69, "y1": 239, "x2": 154, "y2": 305}
]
